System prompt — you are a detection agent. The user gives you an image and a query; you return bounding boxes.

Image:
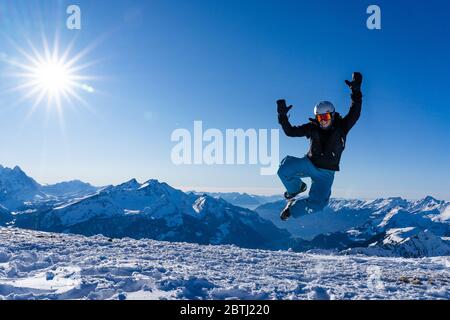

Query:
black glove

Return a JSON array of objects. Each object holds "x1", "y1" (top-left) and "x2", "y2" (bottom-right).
[
  {"x1": 345, "y1": 72, "x2": 363, "y2": 92},
  {"x1": 277, "y1": 99, "x2": 293, "y2": 116}
]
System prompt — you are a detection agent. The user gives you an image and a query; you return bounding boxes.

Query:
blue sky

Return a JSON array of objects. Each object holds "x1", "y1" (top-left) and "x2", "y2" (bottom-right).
[{"x1": 0, "y1": 0, "x2": 449, "y2": 200}]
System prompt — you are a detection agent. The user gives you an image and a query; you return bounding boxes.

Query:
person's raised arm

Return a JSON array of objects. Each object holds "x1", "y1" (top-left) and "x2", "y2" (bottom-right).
[
  {"x1": 276, "y1": 99, "x2": 311, "y2": 137},
  {"x1": 342, "y1": 72, "x2": 363, "y2": 134}
]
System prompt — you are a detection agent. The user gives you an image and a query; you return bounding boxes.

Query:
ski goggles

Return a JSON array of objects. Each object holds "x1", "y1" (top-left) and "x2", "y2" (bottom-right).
[{"x1": 316, "y1": 112, "x2": 333, "y2": 122}]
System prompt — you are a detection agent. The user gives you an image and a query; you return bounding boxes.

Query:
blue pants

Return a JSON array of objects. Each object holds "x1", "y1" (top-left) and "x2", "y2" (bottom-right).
[{"x1": 277, "y1": 156, "x2": 335, "y2": 218}]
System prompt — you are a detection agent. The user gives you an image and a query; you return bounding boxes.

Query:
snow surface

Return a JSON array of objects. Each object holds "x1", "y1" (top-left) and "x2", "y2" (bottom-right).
[{"x1": 0, "y1": 227, "x2": 448, "y2": 300}]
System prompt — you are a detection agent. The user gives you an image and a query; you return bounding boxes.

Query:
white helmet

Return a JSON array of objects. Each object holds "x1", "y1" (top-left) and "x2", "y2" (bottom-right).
[{"x1": 314, "y1": 101, "x2": 335, "y2": 115}]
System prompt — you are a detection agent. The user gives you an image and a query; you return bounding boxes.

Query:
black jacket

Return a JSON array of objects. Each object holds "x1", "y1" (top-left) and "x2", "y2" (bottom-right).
[{"x1": 278, "y1": 91, "x2": 362, "y2": 171}]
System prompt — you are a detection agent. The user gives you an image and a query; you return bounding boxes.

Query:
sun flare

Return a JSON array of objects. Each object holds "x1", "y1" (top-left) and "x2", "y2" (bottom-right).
[
  {"x1": 5, "y1": 37, "x2": 96, "y2": 114},
  {"x1": 32, "y1": 59, "x2": 72, "y2": 97}
]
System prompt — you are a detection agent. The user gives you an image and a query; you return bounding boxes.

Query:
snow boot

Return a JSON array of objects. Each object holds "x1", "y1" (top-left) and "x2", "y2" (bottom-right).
[
  {"x1": 280, "y1": 199, "x2": 296, "y2": 221},
  {"x1": 284, "y1": 182, "x2": 307, "y2": 200}
]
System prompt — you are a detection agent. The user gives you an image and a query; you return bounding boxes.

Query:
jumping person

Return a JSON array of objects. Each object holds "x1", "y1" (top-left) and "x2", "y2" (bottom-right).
[{"x1": 276, "y1": 72, "x2": 363, "y2": 221}]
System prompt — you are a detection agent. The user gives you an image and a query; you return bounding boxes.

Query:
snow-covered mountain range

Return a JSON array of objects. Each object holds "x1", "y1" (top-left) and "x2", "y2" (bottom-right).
[
  {"x1": 196, "y1": 192, "x2": 283, "y2": 210},
  {"x1": 0, "y1": 165, "x2": 449, "y2": 258},
  {"x1": 255, "y1": 197, "x2": 450, "y2": 257},
  {"x1": 0, "y1": 165, "x2": 100, "y2": 211},
  {"x1": 12, "y1": 178, "x2": 292, "y2": 250}
]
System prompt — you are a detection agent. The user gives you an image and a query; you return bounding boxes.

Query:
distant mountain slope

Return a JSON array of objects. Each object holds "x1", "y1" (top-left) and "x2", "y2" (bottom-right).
[
  {"x1": 41, "y1": 180, "x2": 99, "y2": 198},
  {"x1": 198, "y1": 192, "x2": 283, "y2": 210},
  {"x1": 0, "y1": 165, "x2": 100, "y2": 211},
  {"x1": 14, "y1": 179, "x2": 293, "y2": 250},
  {"x1": 0, "y1": 165, "x2": 43, "y2": 210},
  {"x1": 0, "y1": 204, "x2": 12, "y2": 225},
  {"x1": 255, "y1": 197, "x2": 450, "y2": 257}
]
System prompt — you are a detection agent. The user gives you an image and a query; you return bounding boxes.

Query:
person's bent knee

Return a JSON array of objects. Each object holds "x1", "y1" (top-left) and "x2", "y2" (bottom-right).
[
  {"x1": 277, "y1": 165, "x2": 287, "y2": 178},
  {"x1": 277, "y1": 156, "x2": 291, "y2": 177}
]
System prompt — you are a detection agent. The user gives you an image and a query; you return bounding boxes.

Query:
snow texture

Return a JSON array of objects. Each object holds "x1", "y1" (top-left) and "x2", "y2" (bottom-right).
[{"x1": 0, "y1": 227, "x2": 448, "y2": 300}]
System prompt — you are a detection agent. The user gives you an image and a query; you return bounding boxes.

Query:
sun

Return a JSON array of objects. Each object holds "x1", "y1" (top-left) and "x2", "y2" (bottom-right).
[
  {"x1": 30, "y1": 58, "x2": 74, "y2": 101},
  {"x1": 5, "y1": 36, "x2": 96, "y2": 114},
  {"x1": 34, "y1": 60, "x2": 71, "y2": 94}
]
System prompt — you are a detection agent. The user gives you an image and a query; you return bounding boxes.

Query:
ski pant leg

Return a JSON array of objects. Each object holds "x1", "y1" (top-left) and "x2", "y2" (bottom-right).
[
  {"x1": 277, "y1": 155, "x2": 314, "y2": 195},
  {"x1": 289, "y1": 162, "x2": 335, "y2": 218}
]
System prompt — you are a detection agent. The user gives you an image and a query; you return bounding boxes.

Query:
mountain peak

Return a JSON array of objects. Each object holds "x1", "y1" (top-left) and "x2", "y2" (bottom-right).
[
  {"x1": 423, "y1": 195, "x2": 438, "y2": 202},
  {"x1": 0, "y1": 165, "x2": 40, "y2": 186},
  {"x1": 139, "y1": 179, "x2": 178, "y2": 194},
  {"x1": 117, "y1": 178, "x2": 141, "y2": 190},
  {"x1": 195, "y1": 193, "x2": 229, "y2": 208},
  {"x1": 141, "y1": 179, "x2": 161, "y2": 186},
  {"x1": 0, "y1": 165, "x2": 29, "y2": 178},
  {"x1": 13, "y1": 165, "x2": 23, "y2": 172},
  {"x1": 407, "y1": 196, "x2": 445, "y2": 212}
]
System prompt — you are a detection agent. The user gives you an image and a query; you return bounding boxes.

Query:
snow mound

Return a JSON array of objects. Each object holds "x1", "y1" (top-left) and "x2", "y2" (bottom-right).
[{"x1": 0, "y1": 227, "x2": 448, "y2": 300}]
